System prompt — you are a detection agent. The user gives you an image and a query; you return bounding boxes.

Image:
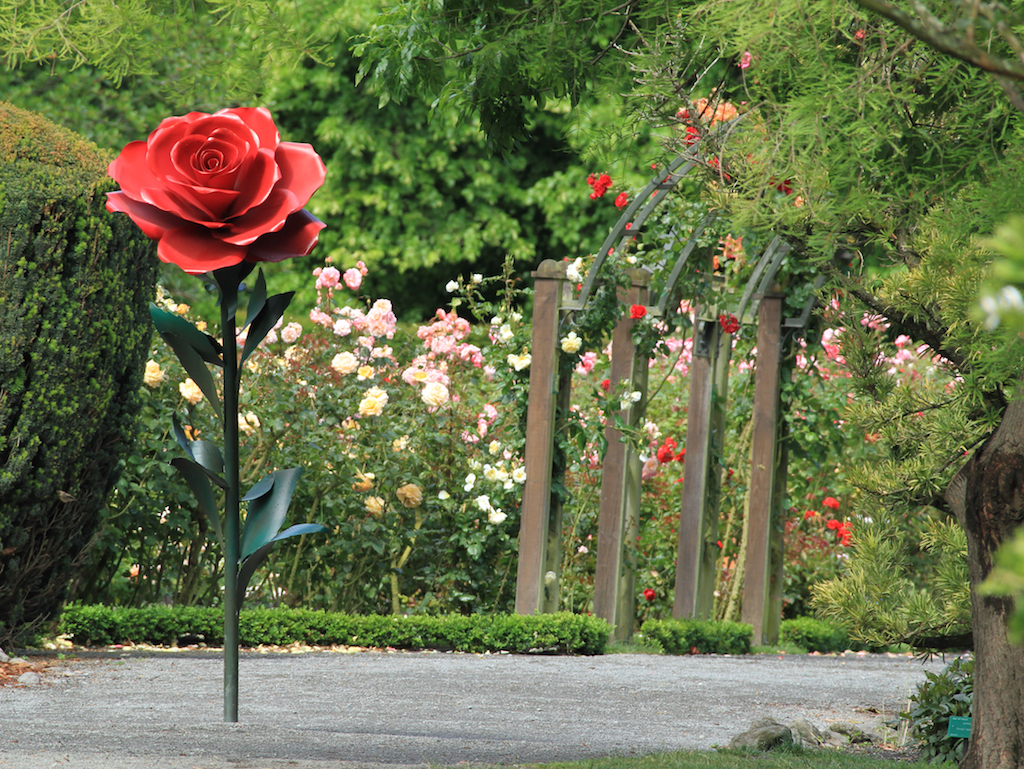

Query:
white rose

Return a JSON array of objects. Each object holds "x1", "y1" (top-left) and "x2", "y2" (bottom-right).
[
  {"x1": 488, "y1": 509, "x2": 507, "y2": 525},
  {"x1": 445, "y1": 280, "x2": 459, "y2": 293},
  {"x1": 281, "y1": 322, "x2": 303, "y2": 344},
  {"x1": 331, "y1": 351, "x2": 359, "y2": 374},
  {"x1": 422, "y1": 381, "x2": 450, "y2": 408}
]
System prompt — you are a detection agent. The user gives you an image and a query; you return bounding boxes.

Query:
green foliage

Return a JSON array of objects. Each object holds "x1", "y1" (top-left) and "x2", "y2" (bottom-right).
[
  {"x1": 353, "y1": 0, "x2": 659, "y2": 153},
  {"x1": 639, "y1": 618, "x2": 753, "y2": 655},
  {"x1": 58, "y1": 604, "x2": 609, "y2": 654},
  {"x1": 0, "y1": 102, "x2": 159, "y2": 645},
  {"x1": 811, "y1": 518, "x2": 971, "y2": 650},
  {"x1": 0, "y1": 0, "x2": 342, "y2": 105},
  {"x1": 901, "y1": 656, "x2": 973, "y2": 764}
]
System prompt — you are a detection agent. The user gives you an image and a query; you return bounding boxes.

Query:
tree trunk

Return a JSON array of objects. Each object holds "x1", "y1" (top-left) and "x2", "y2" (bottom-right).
[{"x1": 946, "y1": 395, "x2": 1024, "y2": 769}]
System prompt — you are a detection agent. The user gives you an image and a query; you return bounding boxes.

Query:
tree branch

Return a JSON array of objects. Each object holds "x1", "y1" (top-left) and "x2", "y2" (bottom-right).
[{"x1": 852, "y1": 0, "x2": 1024, "y2": 81}]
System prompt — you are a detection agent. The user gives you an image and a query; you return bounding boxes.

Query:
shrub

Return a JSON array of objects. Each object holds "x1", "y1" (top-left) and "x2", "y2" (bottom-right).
[
  {"x1": 901, "y1": 655, "x2": 973, "y2": 763},
  {"x1": 779, "y1": 617, "x2": 849, "y2": 653},
  {"x1": 639, "y1": 618, "x2": 752, "y2": 655},
  {"x1": 58, "y1": 604, "x2": 610, "y2": 654},
  {"x1": 0, "y1": 103, "x2": 158, "y2": 645}
]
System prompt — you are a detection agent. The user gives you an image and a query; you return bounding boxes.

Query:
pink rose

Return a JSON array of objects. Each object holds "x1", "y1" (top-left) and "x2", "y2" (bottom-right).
[
  {"x1": 343, "y1": 268, "x2": 363, "y2": 290},
  {"x1": 106, "y1": 107, "x2": 326, "y2": 274},
  {"x1": 316, "y1": 266, "x2": 341, "y2": 289}
]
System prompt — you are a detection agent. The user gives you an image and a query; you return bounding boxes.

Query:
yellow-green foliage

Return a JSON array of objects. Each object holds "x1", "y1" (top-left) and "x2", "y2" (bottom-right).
[{"x1": 0, "y1": 101, "x2": 159, "y2": 644}]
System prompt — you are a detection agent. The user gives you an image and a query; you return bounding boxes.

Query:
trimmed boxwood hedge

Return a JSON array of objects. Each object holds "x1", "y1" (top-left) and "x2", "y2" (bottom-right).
[
  {"x1": 58, "y1": 605, "x2": 611, "y2": 655},
  {"x1": 638, "y1": 618, "x2": 753, "y2": 655}
]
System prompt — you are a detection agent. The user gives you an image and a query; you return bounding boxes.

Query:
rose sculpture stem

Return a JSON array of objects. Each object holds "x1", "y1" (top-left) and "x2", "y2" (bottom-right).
[{"x1": 219, "y1": 271, "x2": 242, "y2": 723}]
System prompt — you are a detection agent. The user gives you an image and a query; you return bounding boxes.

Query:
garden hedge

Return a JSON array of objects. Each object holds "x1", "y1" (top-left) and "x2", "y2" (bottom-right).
[
  {"x1": 58, "y1": 605, "x2": 612, "y2": 654},
  {"x1": 638, "y1": 618, "x2": 753, "y2": 655},
  {"x1": 0, "y1": 103, "x2": 158, "y2": 644}
]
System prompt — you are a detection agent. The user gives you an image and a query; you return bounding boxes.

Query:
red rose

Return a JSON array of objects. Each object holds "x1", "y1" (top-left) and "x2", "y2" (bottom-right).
[
  {"x1": 600, "y1": 378, "x2": 611, "y2": 392},
  {"x1": 642, "y1": 588, "x2": 656, "y2": 602},
  {"x1": 804, "y1": 509, "x2": 818, "y2": 520},
  {"x1": 656, "y1": 437, "x2": 678, "y2": 464},
  {"x1": 106, "y1": 107, "x2": 326, "y2": 274},
  {"x1": 614, "y1": 192, "x2": 629, "y2": 209},
  {"x1": 822, "y1": 496, "x2": 840, "y2": 510},
  {"x1": 718, "y1": 313, "x2": 740, "y2": 334},
  {"x1": 630, "y1": 304, "x2": 647, "y2": 320}
]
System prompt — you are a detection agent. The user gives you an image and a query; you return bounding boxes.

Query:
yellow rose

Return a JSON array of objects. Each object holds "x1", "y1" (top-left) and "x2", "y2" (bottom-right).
[
  {"x1": 396, "y1": 483, "x2": 423, "y2": 508},
  {"x1": 143, "y1": 360, "x2": 165, "y2": 388},
  {"x1": 365, "y1": 496, "x2": 386, "y2": 516},
  {"x1": 352, "y1": 471, "x2": 375, "y2": 492},
  {"x1": 179, "y1": 378, "x2": 203, "y2": 405},
  {"x1": 358, "y1": 386, "x2": 389, "y2": 417},
  {"x1": 357, "y1": 365, "x2": 375, "y2": 380}
]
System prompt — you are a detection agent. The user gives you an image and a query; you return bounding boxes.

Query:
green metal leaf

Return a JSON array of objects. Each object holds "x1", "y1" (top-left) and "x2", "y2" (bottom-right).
[
  {"x1": 242, "y1": 473, "x2": 275, "y2": 502},
  {"x1": 241, "y1": 292, "x2": 294, "y2": 364},
  {"x1": 169, "y1": 458, "x2": 224, "y2": 541},
  {"x1": 163, "y1": 332, "x2": 223, "y2": 420},
  {"x1": 240, "y1": 467, "x2": 303, "y2": 560},
  {"x1": 236, "y1": 523, "x2": 327, "y2": 597},
  {"x1": 192, "y1": 441, "x2": 224, "y2": 477},
  {"x1": 150, "y1": 304, "x2": 224, "y2": 366},
  {"x1": 171, "y1": 414, "x2": 194, "y2": 459},
  {"x1": 244, "y1": 269, "x2": 268, "y2": 331}
]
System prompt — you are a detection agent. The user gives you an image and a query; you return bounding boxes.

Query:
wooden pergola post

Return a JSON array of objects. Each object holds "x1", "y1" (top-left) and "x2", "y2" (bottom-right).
[
  {"x1": 673, "y1": 309, "x2": 732, "y2": 619},
  {"x1": 740, "y1": 291, "x2": 783, "y2": 644},
  {"x1": 515, "y1": 260, "x2": 567, "y2": 615},
  {"x1": 593, "y1": 269, "x2": 651, "y2": 641}
]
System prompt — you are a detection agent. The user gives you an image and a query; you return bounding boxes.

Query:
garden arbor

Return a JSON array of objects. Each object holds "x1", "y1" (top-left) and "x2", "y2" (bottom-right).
[{"x1": 514, "y1": 144, "x2": 823, "y2": 643}]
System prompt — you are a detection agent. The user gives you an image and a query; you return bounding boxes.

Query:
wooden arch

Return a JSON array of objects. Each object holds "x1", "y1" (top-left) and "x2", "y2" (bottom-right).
[{"x1": 514, "y1": 138, "x2": 823, "y2": 644}]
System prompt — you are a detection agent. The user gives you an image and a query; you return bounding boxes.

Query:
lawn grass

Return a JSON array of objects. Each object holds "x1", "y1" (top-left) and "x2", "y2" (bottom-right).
[{"x1": 457, "y1": 747, "x2": 928, "y2": 769}]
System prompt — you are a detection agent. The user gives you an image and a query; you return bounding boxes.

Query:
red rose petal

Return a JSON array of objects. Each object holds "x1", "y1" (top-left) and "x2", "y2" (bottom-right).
[
  {"x1": 107, "y1": 140, "x2": 163, "y2": 200},
  {"x1": 105, "y1": 192, "x2": 185, "y2": 240},
  {"x1": 247, "y1": 209, "x2": 326, "y2": 263},
  {"x1": 223, "y1": 187, "x2": 299, "y2": 246},
  {"x1": 171, "y1": 135, "x2": 244, "y2": 188},
  {"x1": 227, "y1": 149, "x2": 281, "y2": 220},
  {"x1": 274, "y1": 142, "x2": 327, "y2": 209},
  {"x1": 222, "y1": 107, "x2": 280, "y2": 150},
  {"x1": 159, "y1": 223, "x2": 248, "y2": 274}
]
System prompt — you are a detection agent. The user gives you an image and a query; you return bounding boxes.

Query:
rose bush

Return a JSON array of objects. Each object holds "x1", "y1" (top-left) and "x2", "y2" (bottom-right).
[{"x1": 106, "y1": 107, "x2": 326, "y2": 274}]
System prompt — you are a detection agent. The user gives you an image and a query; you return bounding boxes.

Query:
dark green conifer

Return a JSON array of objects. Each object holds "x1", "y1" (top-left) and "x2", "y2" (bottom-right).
[{"x1": 0, "y1": 102, "x2": 158, "y2": 644}]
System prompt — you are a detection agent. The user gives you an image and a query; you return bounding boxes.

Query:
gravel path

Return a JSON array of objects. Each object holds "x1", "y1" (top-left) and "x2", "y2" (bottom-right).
[{"x1": 1, "y1": 649, "x2": 945, "y2": 769}]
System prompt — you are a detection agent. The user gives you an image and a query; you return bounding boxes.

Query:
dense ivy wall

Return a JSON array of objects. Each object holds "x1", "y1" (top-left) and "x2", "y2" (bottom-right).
[{"x1": 0, "y1": 102, "x2": 158, "y2": 643}]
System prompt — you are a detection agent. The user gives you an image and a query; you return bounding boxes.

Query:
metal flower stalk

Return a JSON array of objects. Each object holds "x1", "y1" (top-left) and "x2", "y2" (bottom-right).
[{"x1": 150, "y1": 262, "x2": 326, "y2": 722}]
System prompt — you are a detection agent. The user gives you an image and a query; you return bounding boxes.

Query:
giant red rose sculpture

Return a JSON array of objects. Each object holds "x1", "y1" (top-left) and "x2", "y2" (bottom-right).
[
  {"x1": 106, "y1": 107, "x2": 329, "y2": 724},
  {"x1": 106, "y1": 107, "x2": 326, "y2": 274}
]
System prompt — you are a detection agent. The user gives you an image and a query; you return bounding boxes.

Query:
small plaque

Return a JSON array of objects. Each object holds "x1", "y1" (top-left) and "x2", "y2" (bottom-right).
[{"x1": 947, "y1": 716, "x2": 972, "y2": 738}]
